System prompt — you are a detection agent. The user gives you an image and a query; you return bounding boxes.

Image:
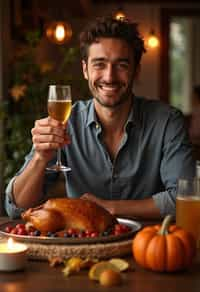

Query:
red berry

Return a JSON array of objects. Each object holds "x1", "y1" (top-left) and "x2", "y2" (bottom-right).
[
  {"x1": 10, "y1": 228, "x2": 18, "y2": 234},
  {"x1": 85, "y1": 229, "x2": 92, "y2": 236},
  {"x1": 114, "y1": 230, "x2": 122, "y2": 236},
  {"x1": 121, "y1": 225, "x2": 131, "y2": 232},
  {"x1": 114, "y1": 224, "x2": 124, "y2": 232},
  {"x1": 77, "y1": 232, "x2": 85, "y2": 238},
  {"x1": 16, "y1": 224, "x2": 25, "y2": 230},
  {"x1": 67, "y1": 228, "x2": 77, "y2": 236},
  {"x1": 17, "y1": 227, "x2": 27, "y2": 236},
  {"x1": 5, "y1": 226, "x2": 13, "y2": 233},
  {"x1": 90, "y1": 232, "x2": 98, "y2": 238}
]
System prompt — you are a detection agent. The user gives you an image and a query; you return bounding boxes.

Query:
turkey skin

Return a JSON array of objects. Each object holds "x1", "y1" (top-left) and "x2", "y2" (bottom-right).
[{"x1": 22, "y1": 198, "x2": 117, "y2": 233}]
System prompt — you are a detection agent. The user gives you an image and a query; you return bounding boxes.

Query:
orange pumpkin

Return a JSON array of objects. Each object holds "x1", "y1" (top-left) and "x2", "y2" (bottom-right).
[{"x1": 132, "y1": 215, "x2": 196, "y2": 272}]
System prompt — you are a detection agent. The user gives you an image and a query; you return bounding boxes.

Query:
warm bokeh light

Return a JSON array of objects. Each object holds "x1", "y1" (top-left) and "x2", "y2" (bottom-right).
[
  {"x1": 46, "y1": 21, "x2": 72, "y2": 45},
  {"x1": 147, "y1": 34, "x2": 160, "y2": 48},
  {"x1": 54, "y1": 24, "x2": 65, "y2": 42},
  {"x1": 114, "y1": 10, "x2": 126, "y2": 21}
]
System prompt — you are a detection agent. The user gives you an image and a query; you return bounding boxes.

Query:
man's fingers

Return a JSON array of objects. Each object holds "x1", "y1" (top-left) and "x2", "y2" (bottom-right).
[
  {"x1": 32, "y1": 116, "x2": 71, "y2": 154},
  {"x1": 33, "y1": 142, "x2": 61, "y2": 151},
  {"x1": 31, "y1": 125, "x2": 65, "y2": 137},
  {"x1": 32, "y1": 134, "x2": 64, "y2": 144},
  {"x1": 35, "y1": 117, "x2": 63, "y2": 127}
]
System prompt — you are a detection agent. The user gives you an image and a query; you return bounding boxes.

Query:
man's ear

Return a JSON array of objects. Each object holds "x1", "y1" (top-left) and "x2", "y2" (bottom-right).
[{"x1": 82, "y1": 60, "x2": 88, "y2": 80}]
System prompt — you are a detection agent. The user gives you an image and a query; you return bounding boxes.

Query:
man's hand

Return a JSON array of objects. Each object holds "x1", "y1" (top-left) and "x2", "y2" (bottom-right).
[
  {"x1": 81, "y1": 193, "x2": 161, "y2": 219},
  {"x1": 31, "y1": 117, "x2": 71, "y2": 163}
]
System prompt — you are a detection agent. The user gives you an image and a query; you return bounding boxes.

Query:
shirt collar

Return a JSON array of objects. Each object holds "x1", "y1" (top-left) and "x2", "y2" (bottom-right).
[
  {"x1": 85, "y1": 101, "x2": 98, "y2": 128},
  {"x1": 127, "y1": 96, "x2": 141, "y2": 127},
  {"x1": 85, "y1": 95, "x2": 141, "y2": 128}
]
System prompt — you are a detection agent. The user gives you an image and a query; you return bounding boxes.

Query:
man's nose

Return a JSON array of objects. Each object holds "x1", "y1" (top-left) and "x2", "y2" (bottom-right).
[{"x1": 103, "y1": 64, "x2": 116, "y2": 82}]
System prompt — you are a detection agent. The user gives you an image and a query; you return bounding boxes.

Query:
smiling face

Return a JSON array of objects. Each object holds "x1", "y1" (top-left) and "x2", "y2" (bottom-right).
[{"x1": 82, "y1": 38, "x2": 137, "y2": 109}]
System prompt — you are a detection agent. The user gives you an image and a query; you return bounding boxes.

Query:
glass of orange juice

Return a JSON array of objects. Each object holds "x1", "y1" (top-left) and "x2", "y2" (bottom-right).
[{"x1": 176, "y1": 178, "x2": 200, "y2": 247}]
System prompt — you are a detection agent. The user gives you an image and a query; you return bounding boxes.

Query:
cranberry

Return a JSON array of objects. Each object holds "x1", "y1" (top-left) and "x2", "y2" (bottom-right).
[
  {"x1": 114, "y1": 224, "x2": 124, "y2": 232},
  {"x1": 85, "y1": 229, "x2": 92, "y2": 236},
  {"x1": 121, "y1": 225, "x2": 131, "y2": 232},
  {"x1": 77, "y1": 231, "x2": 86, "y2": 238},
  {"x1": 114, "y1": 230, "x2": 122, "y2": 236},
  {"x1": 16, "y1": 223, "x2": 25, "y2": 230},
  {"x1": 67, "y1": 228, "x2": 77, "y2": 236},
  {"x1": 90, "y1": 232, "x2": 98, "y2": 238},
  {"x1": 17, "y1": 228, "x2": 27, "y2": 236},
  {"x1": 10, "y1": 228, "x2": 18, "y2": 234},
  {"x1": 5, "y1": 226, "x2": 13, "y2": 233}
]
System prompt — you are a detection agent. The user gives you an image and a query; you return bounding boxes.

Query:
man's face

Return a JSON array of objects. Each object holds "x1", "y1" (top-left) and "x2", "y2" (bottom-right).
[{"x1": 82, "y1": 38, "x2": 136, "y2": 109}]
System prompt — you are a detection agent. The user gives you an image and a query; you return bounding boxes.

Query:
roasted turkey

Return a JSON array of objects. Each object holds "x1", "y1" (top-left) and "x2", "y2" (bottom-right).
[{"x1": 21, "y1": 198, "x2": 117, "y2": 233}]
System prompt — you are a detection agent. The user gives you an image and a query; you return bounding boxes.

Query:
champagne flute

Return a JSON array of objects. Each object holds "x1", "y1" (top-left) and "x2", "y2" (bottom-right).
[{"x1": 46, "y1": 85, "x2": 72, "y2": 172}]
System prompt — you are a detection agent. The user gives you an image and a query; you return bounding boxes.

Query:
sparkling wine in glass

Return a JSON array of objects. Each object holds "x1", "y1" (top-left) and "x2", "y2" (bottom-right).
[{"x1": 46, "y1": 85, "x2": 72, "y2": 172}]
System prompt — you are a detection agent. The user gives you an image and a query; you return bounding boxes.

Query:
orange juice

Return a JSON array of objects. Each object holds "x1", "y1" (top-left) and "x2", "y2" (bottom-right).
[{"x1": 176, "y1": 196, "x2": 200, "y2": 242}]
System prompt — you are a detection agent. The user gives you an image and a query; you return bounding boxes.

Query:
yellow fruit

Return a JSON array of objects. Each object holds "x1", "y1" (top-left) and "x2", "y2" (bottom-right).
[
  {"x1": 99, "y1": 269, "x2": 122, "y2": 287},
  {"x1": 109, "y1": 258, "x2": 129, "y2": 272},
  {"x1": 89, "y1": 261, "x2": 119, "y2": 281},
  {"x1": 63, "y1": 257, "x2": 83, "y2": 276},
  {"x1": 67, "y1": 257, "x2": 83, "y2": 270}
]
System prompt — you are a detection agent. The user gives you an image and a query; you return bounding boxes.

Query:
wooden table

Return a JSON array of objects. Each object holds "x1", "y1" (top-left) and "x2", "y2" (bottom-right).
[{"x1": 0, "y1": 217, "x2": 200, "y2": 292}]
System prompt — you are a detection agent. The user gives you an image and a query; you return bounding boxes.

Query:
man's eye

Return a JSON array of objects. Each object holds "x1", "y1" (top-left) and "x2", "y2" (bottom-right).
[
  {"x1": 117, "y1": 63, "x2": 129, "y2": 69},
  {"x1": 93, "y1": 63, "x2": 105, "y2": 69}
]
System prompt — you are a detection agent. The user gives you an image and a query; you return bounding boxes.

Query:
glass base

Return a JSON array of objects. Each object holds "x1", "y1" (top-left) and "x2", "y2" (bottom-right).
[{"x1": 46, "y1": 164, "x2": 71, "y2": 172}]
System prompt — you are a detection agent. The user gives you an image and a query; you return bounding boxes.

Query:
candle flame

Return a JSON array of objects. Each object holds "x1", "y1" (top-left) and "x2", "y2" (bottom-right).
[{"x1": 7, "y1": 238, "x2": 14, "y2": 249}]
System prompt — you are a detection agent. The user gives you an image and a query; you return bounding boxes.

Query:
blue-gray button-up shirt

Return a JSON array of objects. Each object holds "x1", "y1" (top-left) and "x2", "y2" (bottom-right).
[{"x1": 5, "y1": 96, "x2": 195, "y2": 218}]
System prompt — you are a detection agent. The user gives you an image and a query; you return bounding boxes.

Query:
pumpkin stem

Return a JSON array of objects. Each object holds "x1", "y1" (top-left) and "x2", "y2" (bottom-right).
[{"x1": 158, "y1": 215, "x2": 173, "y2": 235}]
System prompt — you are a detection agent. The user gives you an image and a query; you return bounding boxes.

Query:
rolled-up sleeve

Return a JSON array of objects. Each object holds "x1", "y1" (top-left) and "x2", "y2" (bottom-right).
[
  {"x1": 4, "y1": 147, "x2": 59, "y2": 218},
  {"x1": 4, "y1": 148, "x2": 35, "y2": 218},
  {"x1": 153, "y1": 109, "x2": 195, "y2": 216},
  {"x1": 152, "y1": 189, "x2": 176, "y2": 217}
]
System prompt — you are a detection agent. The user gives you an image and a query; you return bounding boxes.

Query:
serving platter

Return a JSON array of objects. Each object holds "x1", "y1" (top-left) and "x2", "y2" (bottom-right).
[{"x1": 0, "y1": 218, "x2": 142, "y2": 245}]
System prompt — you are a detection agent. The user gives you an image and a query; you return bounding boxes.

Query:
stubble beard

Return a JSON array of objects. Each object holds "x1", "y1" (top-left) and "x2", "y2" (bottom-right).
[{"x1": 89, "y1": 82, "x2": 133, "y2": 109}]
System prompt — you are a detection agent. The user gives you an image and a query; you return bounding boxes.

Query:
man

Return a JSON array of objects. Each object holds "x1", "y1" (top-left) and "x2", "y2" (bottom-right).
[{"x1": 5, "y1": 16, "x2": 195, "y2": 219}]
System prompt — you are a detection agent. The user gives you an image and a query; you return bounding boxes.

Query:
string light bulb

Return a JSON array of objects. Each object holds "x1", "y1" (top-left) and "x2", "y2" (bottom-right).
[
  {"x1": 46, "y1": 21, "x2": 72, "y2": 45},
  {"x1": 114, "y1": 7, "x2": 126, "y2": 21},
  {"x1": 147, "y1": 30, "x2": 160, "y2": 49}
]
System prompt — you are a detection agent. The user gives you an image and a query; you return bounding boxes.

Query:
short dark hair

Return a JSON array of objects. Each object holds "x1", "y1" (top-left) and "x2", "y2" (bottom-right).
[{"x1": 79, "y1": 16, "x2": 146, "y2": 68}]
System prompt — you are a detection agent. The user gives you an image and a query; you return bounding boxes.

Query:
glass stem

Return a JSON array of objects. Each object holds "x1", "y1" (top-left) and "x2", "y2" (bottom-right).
[{"x1": 56, "y1": 149, "x2": 62, "y2": 167}]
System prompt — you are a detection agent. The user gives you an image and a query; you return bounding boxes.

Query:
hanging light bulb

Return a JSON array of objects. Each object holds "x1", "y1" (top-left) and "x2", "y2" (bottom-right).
[
  {"x1": 147, "y1": 6, "x2": 160, "y2": 49},
  {"x1": 114, "y1": 7, "x2": 126, "y2": 21},
  {"x1": 147, "y1": 29, "x2": 160, "y2": 49},
  {"x1": 46, "y1": 21, "x2": 72, "y2": 45},
  {"x1": 55, "y1": 24, "x2": 65, "y2": 42}
]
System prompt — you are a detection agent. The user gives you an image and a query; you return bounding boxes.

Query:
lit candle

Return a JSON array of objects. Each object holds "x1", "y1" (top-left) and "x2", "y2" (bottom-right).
[{"x1": 0, "y1": 238, "x2": 28, "y2": 271}]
